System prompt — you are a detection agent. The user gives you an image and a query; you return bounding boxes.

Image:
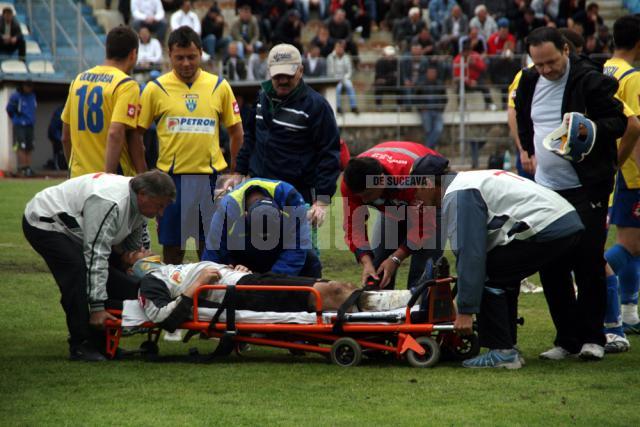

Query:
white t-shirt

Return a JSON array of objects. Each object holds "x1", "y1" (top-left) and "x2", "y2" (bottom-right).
[
  {"x1": 531, "y1": 61, "x2": 581, "y2": 190},
  {"x1": 137, "y1": 38, "x2": 163, "y2": 63}
]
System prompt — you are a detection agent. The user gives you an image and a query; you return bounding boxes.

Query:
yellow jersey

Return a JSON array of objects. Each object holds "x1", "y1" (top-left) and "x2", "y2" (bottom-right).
[
  {"x1": 507, "y1": 69, "x2": 523, "y2": 109},
  {"x1": 603, "y1": 57, "x2": 640, "y2": 189},
  {"x1": 138, "y1": 70, "x2": 242, "y2": 174},
  {"x1": 62, "y1": 65, "x2": 139, "y2": 178}
]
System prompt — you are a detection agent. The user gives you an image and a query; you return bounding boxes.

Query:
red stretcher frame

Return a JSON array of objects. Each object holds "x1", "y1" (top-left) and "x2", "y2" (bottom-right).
[{"x1": 104, "y1": 277, "x2": 479, "y2": 367}]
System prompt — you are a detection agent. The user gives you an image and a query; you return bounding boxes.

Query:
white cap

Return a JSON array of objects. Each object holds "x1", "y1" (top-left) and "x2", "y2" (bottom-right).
[
  {"x1": 268, "y1": 44, "x2": 302, "y2": 76},
  {"x1": 383, "y1": 45, "x2": 396, "y2": 56}
]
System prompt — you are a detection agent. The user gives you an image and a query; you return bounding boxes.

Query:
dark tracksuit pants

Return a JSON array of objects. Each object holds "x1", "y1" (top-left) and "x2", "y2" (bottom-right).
[
  {"x1": 480, "y1": 233, "x2": 581, "y2": 349},
  {"x1": 539, "y1": 188, "x2": 609, "y2": 352},
  {"x1": 22, "y1": 217, "x2": 139, "y2": 348}
]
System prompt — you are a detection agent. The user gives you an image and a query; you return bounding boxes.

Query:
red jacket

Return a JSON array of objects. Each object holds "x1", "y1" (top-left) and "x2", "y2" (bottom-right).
[
  {"x1": 453, "y1": 51, "x2": 486, "y2": 84},
  {"x1": 487, "y1": 32, "x2": 516, "y2": 55},
  {"x1": 341, "y1": 141, "x2": 443, "y2": 259}
]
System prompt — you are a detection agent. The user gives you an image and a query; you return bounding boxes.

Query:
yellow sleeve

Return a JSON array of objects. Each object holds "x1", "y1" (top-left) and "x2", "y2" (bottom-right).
[
  {"x1": 61, "y1": 80, "x2": 75, "y2": 125},
  {"x1": 507, "y1": 70, "x2": 522, "y2": 109},
  {"x1": 217, "y1": 79, "x2": 242, "y2": 128},
  {"x1": 111, "y1": 79, "x2": 140, "y2": 128},
  {"x1": 622, "y1": 74, "x2": 640, "y2": 116},
  {"x1": 137, "y1": 84, "x2": 156, "y2": 130}
]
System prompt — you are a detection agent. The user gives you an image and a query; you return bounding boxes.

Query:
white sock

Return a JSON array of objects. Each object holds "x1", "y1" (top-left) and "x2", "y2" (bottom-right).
[
  {"x1": 622, "y1": 304, "x2": 640, "y2": 325},
  {"x1": 360, "y1": 290, "x2": 413, "y2": 312}
]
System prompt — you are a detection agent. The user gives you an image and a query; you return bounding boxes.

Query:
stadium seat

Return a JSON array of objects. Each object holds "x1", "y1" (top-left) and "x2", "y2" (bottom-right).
[
  {"x1": 1, "y1": 59, "x2": 27, "y2": 73},
  {"x1": 93, "y1": 9, "x2": 124, "y2": 33},
  {"x1": 28, "y1": 59, "x2": 55, "y2": 74},
  {"x1": 26, "y1": 40, "x2": 41, "y2": 55},
  {"x1": 20, "y1": 22, "x2": 29, "y2": 36}
]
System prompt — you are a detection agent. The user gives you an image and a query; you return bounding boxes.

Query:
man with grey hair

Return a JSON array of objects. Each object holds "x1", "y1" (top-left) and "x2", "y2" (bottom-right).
[
  {"x1": 469, "y1": 4, "x2": 497, "y2": 40},
  {"x1": 22, "y1": 170, "x2": 175, "y2": 361}
]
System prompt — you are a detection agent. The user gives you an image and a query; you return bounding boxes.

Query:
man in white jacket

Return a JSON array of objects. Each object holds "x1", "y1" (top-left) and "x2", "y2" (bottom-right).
[
  {"x1": 327, "y1": 40, "x2": 358, "y2": 114},
  {"x1": 170, "y1": 0, "x2": 201, "y2": 35},
  {"x1": 22, "y1": 170, "x2": 175, "y2": 361},
  {"x1": 131, "y1": 0, "x2": 167, "y2": 41}
]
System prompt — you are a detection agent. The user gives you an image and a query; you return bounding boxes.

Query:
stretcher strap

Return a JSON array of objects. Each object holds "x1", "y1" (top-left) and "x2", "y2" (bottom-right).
[
  {"x1": 332, "y1": 289, "x2": 364, "y2": 334},
  {"x1": 209, "y1": 285, "x2": 237, "y2": 335},
  {"x1": 407, "y1": 279, "x2": 436, "y2": 309}
]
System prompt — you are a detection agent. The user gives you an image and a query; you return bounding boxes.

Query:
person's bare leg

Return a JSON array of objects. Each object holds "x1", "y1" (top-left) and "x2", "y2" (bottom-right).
[{"x1": 163, "y1": 245, "x2": 186, "y2": 265}]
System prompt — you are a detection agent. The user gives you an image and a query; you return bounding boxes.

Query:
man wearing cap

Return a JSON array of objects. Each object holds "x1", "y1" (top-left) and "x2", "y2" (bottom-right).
[
  {"x1": 341, "y1": 141, "x2": 446, "y2": 289},
  {"x1": 514, "y1": 27, "x2": 627, "y2": 360},
  {"x1": 412, "y1": 158, "x2": 584, "y2": 368},
  {"x1": 202, "y1": 178, "x2": 321, "y2": 277},
  {"x1": 235, "y1": 44, "x2": 341, "y2": 244}
]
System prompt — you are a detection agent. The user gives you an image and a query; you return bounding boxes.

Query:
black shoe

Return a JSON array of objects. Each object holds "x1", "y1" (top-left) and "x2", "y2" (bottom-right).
[
  {"x1": 352, "y1": 107, "x2": 359, "y2": 115},
  {"x1": 69, "y1": 341, "x2": 107, "y2": 362},
  {"x1": 336, "y1": 107, "x2": 343, "y2": 114}
]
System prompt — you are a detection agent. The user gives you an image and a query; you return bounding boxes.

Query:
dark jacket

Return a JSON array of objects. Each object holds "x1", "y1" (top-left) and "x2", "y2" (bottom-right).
[
  {"x1": 514, "y1": 53, "x2": 627, "y2": 198},
  {"x1": 0, "y1": 18, "x2": 23, "y2": 40},
  {"x1": 222, "y1": 56, "x2": 247, "y2": 81},
  {"x1": 6, "y1": 90, "x2": 36, "y2": 127},
  {"x1": 303, "y1": 56, "x2": 327, "y2": 77},
  {"x1": 236, "y1": 80, "x2": 341, "y2": 203}
]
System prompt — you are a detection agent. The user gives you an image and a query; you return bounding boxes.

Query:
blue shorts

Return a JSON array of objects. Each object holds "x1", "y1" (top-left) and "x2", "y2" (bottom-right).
[
  {"x1": 609, "y1": 186, "x2": 640, "y2": 228},
  {"x1": 158, "y1": 173, "x2": 218, "y2": 247}
]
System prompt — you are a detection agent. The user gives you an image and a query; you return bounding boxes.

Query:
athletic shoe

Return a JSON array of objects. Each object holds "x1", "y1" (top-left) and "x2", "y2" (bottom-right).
[
  {"x1": 623, "y1": 321, "x2": 640, "y2": 335},
  {"x1": 520, "y1": 278, "x2": 543, "y2": 294},
  {"x1": 163, "y1": 329, "x2": 184, "y2": 342},
  {"x1": 604, "y1": 333, "x2": 630, "y2": 354},
  {"x1": 462, "y1": 349, "x2": 522, "y2": 369},
  {"x1": 513, "y1": 346, "x2": 526, "y2": 366},
  {"x1": 69, "y1": 341, "x2": 106, "y2": 362},
  {"x1": 579, "y1": 343, "x2": 605, "y2": 361},
  {"x1": 539, "y1": 346, "x2": 575, "y2": 360}
]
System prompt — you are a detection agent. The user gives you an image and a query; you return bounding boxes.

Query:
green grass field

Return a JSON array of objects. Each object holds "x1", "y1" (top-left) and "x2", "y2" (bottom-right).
[{"x1": 1, "y1": 179, "x2": 639, "y2": 426}]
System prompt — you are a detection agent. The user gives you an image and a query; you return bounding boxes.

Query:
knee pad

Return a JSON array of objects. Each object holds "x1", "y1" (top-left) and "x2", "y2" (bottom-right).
[{"x1": 605, "y1": 244, "x2": 633, "y2": 274}]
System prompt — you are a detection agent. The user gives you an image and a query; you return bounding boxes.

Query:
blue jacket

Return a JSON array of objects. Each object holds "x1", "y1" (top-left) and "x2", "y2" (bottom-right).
[
  {"x1": 236, "y1": 80, "x2": 341, "y2": 203},
  {"x1": 202, "y1": 178, "x2": 315, "y2": 276},
  {"x1": 6, "y1": 90, "x2": 37, "y2": 127}
]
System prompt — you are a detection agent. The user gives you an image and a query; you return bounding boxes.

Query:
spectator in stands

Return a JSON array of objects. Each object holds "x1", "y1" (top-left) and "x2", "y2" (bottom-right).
[
  {"x1": 131, "y1": 0, "x2": 168, "y2": 42},
  {"x1": 231, "y1": 4, "x2": 261, "y2": 59},
  {"x1": 400, "y1": 42, "x2": 429, "y2": 108},
  {"x1": 489, "y1": 38, "x2": 519, "y2": 109},
  {"x1": 274, "y1": 9, "x2": 304, "y2": 52},
  {"x1": 516, "y1": 7, "x2": 546, "y2": 47},
  {"x1": 0, "y1": 7, "x2": 26, "y2": 61},
  {"x1": 223, "y1": 42, "x2": 248, "y2": 81},
  {"x1": 590, "y1": 23, "x2": 613, "y2": 55},
  {"x1": 310, "y1": 24, "x2": 335, "y2": 57},
  {"x1": 136, "y1": 26, "x2": 163, "y2": 72},
  {"x1": 459, "y1": 25, "x2": 487, "y2": 54},
  {"x1": 417, "y1": 65, "x2": 447, "y2": 149},
  {"x1": 327, "y1": 40, "x2": 358, "y2": 114},
  {"x1": 429, "y1": 0, "x2": 457, "y2": 40},
  {"x1": 531, "y1": 0, "x2": 561, "y2": 26},
  {"x1": 453, "y1": 40, "x2": 495, "y2": 110},
  {"x1": 440, "y1": 4, "x2": 470, "y2": 55},
  {"x1": 469, "y1": 4, "x2": 497, "y2": 40},
  {"x1": 202, "y1": 5, "x2": 229, "y2": 58},
  {"x1": 557, "y1": 0, "x2": 583, "y2": 27},
  {"x1": 263, "y1": 0, "x2": 299, "y2": 40},
  {"x1": 300, "y1": 0, "x2": 327, "y2": 21},
  {"x1": 411, "y1": 26, "x2": 435, "y2": 56},
  {"x1": 170, "y1": 0, "x2": 201, "y2": 35},
  {"x1": 572, "y1": 2, "x2": 603, "y2": 38},
  {"x1": 46, "y1": 105, "x2": 66, "y2": 171},
  {"x1": 487, "y1": 17, "x2": 516, "y2": 55},
  {"x1": 247, "y1": 44, "x2": 269, "y2": 80},
  {"x1": 482, "y1": 0, "x2": 510, "y2": 19},
  {"x1": 303, "y1": 44, "x2": 327, "y2": 77},
  {"x1": 326, "y1": 8, "x2": 359, "y2": 60},
  {"x1": 393, "y1": 6, "x2": 426, "y2": 50},
  {"x1": 373, "y1": 45, "x2": 399, "y2": 108},
  {"x1": 332, "y1": 0, "x2": 371, "y2": 39},
  {"x1": 6, "y1": 80, "x2": 37, "y2": 177}
]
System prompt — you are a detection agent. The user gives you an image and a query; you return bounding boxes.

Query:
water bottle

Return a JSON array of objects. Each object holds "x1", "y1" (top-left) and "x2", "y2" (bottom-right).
[{"x1": 503, "y1": 150, "x2": 512, "y2": 171}]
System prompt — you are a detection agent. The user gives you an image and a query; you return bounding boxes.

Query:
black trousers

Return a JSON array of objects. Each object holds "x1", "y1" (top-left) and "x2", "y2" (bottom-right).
[
  {"x1": 0, "y1": 37, "x2": 26, "y2": 59},
  {"x1": 479, "y1": 233, "x2": 581, "y2": 349},
  {"x1": 539, "y1": 188, "x2": 609, "y2": 351},
  {"x1": 22, "y1": 217, "x2": 139, "y2": 347}
]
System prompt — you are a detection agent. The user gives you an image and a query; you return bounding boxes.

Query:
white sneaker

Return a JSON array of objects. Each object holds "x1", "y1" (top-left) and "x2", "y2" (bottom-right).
[
  {"x1": 579, "y1": 343, "x2": 605, "y2": 360},
  {"x1": 163, "y1": 329, "x2": 184, "y2": 342},
  {"x1": 604, "y1": 333, "x2": 630, "y2": 354},
  {"x1": 539, "y1": 346, "x2": 574, "y2": 360},
  {"x1": 520, "y1": 278, "x2": 543, "y2": 294}
]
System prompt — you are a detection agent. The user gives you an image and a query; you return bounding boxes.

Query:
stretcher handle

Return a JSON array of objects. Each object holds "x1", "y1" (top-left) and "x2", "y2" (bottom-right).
[
  {"x1": 192, "y1": 284, "x2": 325, "y2": 323},
  {"x1": 406, "y1": 277, "x2": 455, "y2": 309}
]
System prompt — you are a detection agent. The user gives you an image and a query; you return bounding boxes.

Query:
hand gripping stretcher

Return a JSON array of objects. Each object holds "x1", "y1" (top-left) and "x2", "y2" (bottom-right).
[{"x1": 103, "y1": 273, "x2": 480, "y2": 368}]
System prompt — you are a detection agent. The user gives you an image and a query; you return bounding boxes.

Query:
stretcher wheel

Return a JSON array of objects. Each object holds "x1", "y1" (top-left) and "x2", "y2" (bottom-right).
[
  {"x1": 330, "y1": 337, "x2": 362, "y2": 367},
  {"x1": 406, "y1": 337, "x2": 440, "y2": 368},
  {"x1": 140, "y1": 340, "x2": 159, "y2": 356},
  {"x1": 445, "y1": 334, "x2": 480, "y2": 361}
]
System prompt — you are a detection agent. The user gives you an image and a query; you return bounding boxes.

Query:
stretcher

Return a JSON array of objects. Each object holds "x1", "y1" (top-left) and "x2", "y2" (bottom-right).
[{"x1": 104, "y1": 277, "x2": 480, "y2": 368}]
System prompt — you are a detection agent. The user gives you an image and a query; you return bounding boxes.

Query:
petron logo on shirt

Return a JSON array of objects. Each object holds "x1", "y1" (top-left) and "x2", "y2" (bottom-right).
[
  {"x1": 184, "y1": 94, "x2": 198, "y2": 112},
  {"x1": 166, "y1": 116, "x2": 216, "y2": 134}
]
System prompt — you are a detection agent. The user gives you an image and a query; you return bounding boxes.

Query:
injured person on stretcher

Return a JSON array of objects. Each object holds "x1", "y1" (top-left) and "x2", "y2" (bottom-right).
[{"x1": 126, "y1": 251, "x2": 415, "y2": 332}]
